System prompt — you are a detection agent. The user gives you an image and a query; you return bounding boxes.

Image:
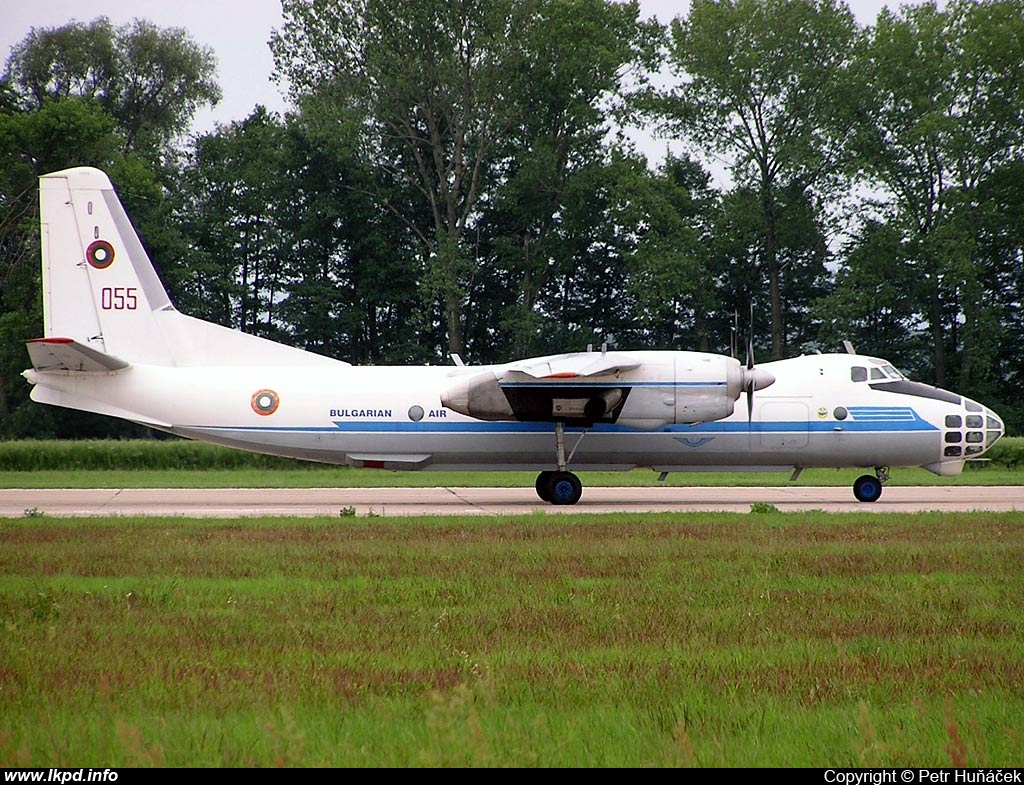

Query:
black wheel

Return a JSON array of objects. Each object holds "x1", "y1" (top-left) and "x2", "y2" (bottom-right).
[
  {"x1": 535, "y1": 471, "x2": 555, "y2": 502},
  {"x1": 546, "y1": 471, "x2": 583, "y2": 506},
  {"x1": 853, "y1": 474, "x2": 883, "y2": 503}
]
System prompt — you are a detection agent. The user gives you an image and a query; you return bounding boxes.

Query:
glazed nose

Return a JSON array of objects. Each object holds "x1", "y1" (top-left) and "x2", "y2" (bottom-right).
[
  {"x1": 963, "y1": 398, "x2": 1004, "y2": 456},
  {"x1": 985, "y1": 408, "x2": 1005, "y2": 451}
]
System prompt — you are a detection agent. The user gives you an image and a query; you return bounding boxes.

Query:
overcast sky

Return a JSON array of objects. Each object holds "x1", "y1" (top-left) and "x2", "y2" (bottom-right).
[{"x1": 3, "y1": 0, "x2": 899, "y2": 165}]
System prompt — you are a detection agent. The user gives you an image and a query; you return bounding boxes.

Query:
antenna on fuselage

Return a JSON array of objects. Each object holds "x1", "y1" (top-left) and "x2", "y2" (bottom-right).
[
  {"x1": 842, "y1": 340, "x2": 856, "y2": 354},
  {"x1": 730, "y1": 309, "x2": 739, "y2": 360}
]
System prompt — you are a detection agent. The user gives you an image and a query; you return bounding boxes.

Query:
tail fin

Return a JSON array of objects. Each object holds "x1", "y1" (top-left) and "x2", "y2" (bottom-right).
[
  {"x1": 38, "y1": 167, "x2": 344, "y2": 368},
  {"x1": 39, "y1": 167, "x2": 179, "y2": 364}
]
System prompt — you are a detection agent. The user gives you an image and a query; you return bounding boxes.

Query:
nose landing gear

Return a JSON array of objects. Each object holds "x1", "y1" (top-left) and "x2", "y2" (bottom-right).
[{"x1": 853, "y1": 466, "x2": 889, "y2": 503}]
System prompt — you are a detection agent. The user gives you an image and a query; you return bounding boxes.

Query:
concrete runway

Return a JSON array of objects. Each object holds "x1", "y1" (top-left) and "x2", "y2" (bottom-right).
[{"x1": 1, "y1": 485, "x2": 1022, "y2": 517}]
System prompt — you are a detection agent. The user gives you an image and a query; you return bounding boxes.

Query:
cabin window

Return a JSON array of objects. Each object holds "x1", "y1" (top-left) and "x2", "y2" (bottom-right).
[
  {"x1": 965, "y1": 400, "x2": 983, "y2": 412},
  {"x1": 966, "y1": 431, "x2": 984, "y2": 443},
  {"x1": 945, "y1": 415, "x2": 961, "y2": 428},
  {"x1": 851, "y1": 366, "x2": 867, "y2": 382},
  {"x1": 870, "y1": 367, "x2": 886, "y2": 380},
  {"x1": 966, "y1": 415, "x2": 984, "y2": 429},
  {"x1": 944, "y1": 446, "x2": 962, "y2": 457},
  {"x1": 944, "y1": 432, "x2": 962, "y2": 443}
]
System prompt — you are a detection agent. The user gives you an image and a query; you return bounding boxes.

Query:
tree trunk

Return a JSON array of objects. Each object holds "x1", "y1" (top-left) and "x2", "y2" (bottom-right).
[{"x1": 761, "y1": 183, "x2": 783, "y2": 359}]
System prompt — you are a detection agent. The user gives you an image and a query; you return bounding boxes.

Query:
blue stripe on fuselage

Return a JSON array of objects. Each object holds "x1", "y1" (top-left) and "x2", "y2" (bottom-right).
[{"x1": 185, "y1": 407, "x2": 937, "y2": 434}]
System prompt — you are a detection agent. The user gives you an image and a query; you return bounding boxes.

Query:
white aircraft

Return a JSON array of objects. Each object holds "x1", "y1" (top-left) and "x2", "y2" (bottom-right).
[{"x1": 23, "y1": 166, "x2": 1005, "y2": 505}]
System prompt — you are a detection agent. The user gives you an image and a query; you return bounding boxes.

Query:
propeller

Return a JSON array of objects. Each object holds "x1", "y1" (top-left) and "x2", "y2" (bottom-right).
[{"x1": 738, "y1": 306, "x2": 775, "y2": 423}]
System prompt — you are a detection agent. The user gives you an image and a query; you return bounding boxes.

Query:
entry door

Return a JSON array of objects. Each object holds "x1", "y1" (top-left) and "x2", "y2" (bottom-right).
[{"x1": 758, "y1": 402, "x2": 810, "y2": 449}]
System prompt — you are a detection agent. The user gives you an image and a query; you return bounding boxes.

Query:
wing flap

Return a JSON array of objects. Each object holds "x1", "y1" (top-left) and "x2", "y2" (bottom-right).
[
  {"x1": 504, "y1": 351, "x2": 640, "y2": 380},
  {"x1": 26, "y1": 337, "x2": 130, "y2": 373}
]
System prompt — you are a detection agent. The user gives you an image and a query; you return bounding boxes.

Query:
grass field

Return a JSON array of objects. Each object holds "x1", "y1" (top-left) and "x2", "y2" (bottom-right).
[
  {"x1": 0, "y1": 437, "x2": 1021, "y2": 489},
  {"x1": 1, "y1": 511, "x2": 1022, "y2": 767},
  {"x1": 2, "y1": 440, "x2": 1021, "y2": 766}
]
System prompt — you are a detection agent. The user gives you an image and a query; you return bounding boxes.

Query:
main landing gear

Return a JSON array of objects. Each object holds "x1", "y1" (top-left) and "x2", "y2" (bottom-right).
[
  {"x1": 853, "y1": 466, "x2": 889, "y2": 503},
  {"x1": 535, "y1": 470, "x2": 583, "y2": 505},
  {"x1": 535, "y1": 421, "x2": 587, "y2": 505}
]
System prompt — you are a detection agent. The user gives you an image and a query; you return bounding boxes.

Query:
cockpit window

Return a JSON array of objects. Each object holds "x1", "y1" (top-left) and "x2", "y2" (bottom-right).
[
  {"x1": 852, "y1": 364, "x2": 906, "y2": 382},
  {"x1": 880, "y1": 364, "x2": 905, "y2": 380}
]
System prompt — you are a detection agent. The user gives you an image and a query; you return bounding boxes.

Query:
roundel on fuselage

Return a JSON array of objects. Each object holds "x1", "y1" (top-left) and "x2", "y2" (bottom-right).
[{"x1": 251, "y1": 389, "x2": 280, "y2": 416}]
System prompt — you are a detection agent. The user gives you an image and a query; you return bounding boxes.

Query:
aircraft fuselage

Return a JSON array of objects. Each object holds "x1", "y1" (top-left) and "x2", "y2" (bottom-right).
[{"x1": 27, "y1": 351, "x2": 1002, "y2": 481}]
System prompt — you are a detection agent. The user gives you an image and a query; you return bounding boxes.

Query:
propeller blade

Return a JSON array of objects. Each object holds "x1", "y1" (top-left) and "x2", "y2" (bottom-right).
[
  {"x1": 739, "y1": 310, "x2": 775, "y2": 424},
  {"x1": 746, "y1": 324, "x2": 755, "y2": 423}
]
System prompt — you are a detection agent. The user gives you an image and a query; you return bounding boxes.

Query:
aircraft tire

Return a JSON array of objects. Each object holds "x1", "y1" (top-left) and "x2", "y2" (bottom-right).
[
  {"x1": 547, "y1": 471, "x2": 583, "y2": 506},
  {"x1": 853, "y1": 474, "x2": 883, "y2": 503},
  {"x1": 535, "y1": 471, "x2": 555, "y2": 502}
]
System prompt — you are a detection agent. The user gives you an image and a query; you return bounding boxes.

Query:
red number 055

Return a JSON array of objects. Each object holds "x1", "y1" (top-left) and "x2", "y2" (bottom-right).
[{"x1": 100, "y1": 286, "x2": 138, "y2": 310}]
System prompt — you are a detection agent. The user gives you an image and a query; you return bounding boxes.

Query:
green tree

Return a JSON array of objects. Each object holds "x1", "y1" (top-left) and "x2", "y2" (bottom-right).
[
  {"x1": 849, "y1": 0, "x2": 1024, "y2": 386},
  {"x1": 967, "y1": 159, "x2": 1024, "y2": 432},
  {"x1": 276, "y1": 119, "x2": 426, "y2": 363},
  {"x1": 177, "y1": 109, "x2": 293, "y2": 337},
  {"x1": 0, "y1": 17, "x2": 220, "y2": 437},
  {"x1": 472, "y1": 0, "x2": 662, "y2": 357},
  {"x1": 272, "y1": 0, "x2": 660, "y2": 360},
  {"x1": 623, "y1": 154, "x2": 720, "y2": 351},
  {"x1": 812, "y1": 220, "x2": 926, "y2": 374},
  {"x1": 528, "y1": 151, "x2": 650, "y2": 352},
  {"x1": 178, "y1": 109, "x2": 426, "y2": 363},
  {"x1": 4, "y1": 17, "x2": 221, "y2": 162},
  {"x1": 0, "y1": 98, "x2": 155, "y2": 438},
  {"x1": 272, "y1": 0, "x2": 520, "y2": 357},
  {"x1": 653, "y1": 0, "x2": 858, "y2": 359},
  {"x1": 702, "y1": 183, "x2": 831, "y2": 358}
]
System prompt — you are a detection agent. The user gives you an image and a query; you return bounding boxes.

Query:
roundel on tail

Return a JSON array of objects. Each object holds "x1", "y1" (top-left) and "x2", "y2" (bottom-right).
[
  {"x1": 251, "y1": 389, "x2": 280, "y2": 416},
  {"x1": 86, "y1": 240, "x2": 115, "y2": 269}
]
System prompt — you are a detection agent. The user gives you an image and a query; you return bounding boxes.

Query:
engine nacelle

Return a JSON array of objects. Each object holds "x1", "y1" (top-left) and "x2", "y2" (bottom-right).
[
  {"x1": 440, "y1": 370, "x2": 514, "y2": 420},
  {"x1": 440, "y1": 351, "x2": 774, "y2": 429},
  {"x1": 616, "y1": 354, "x2": 741, "y2": 429}
]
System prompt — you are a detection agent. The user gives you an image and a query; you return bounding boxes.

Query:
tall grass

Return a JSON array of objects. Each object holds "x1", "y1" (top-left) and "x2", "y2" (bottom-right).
[
  {"x1": 1, "y1": 512, "x2": 1022, "y2": 766},
  {"x1": 0, "y1": 438, "x2": 1021, "y2": 487},
  {"x1": 0, "y1": 439, "x2": 309, "y2": 471}
]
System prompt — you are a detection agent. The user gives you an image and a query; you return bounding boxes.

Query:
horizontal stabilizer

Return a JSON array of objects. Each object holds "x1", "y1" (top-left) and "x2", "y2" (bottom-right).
[
  {"x1": 26, "y1": 337, "x2": 130, "y2": 373},
  {"x1": 505, "y1": 351, "x2": 641, "y2": 380}
]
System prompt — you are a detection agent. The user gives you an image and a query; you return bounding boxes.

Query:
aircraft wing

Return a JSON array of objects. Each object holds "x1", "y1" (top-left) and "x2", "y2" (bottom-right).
[
  {"x1": 503, "y1": 351, "x2": 641, "y2": 379},
  {"x1": 26, "y1": 337, "x2": 130, "y2": 373}
]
